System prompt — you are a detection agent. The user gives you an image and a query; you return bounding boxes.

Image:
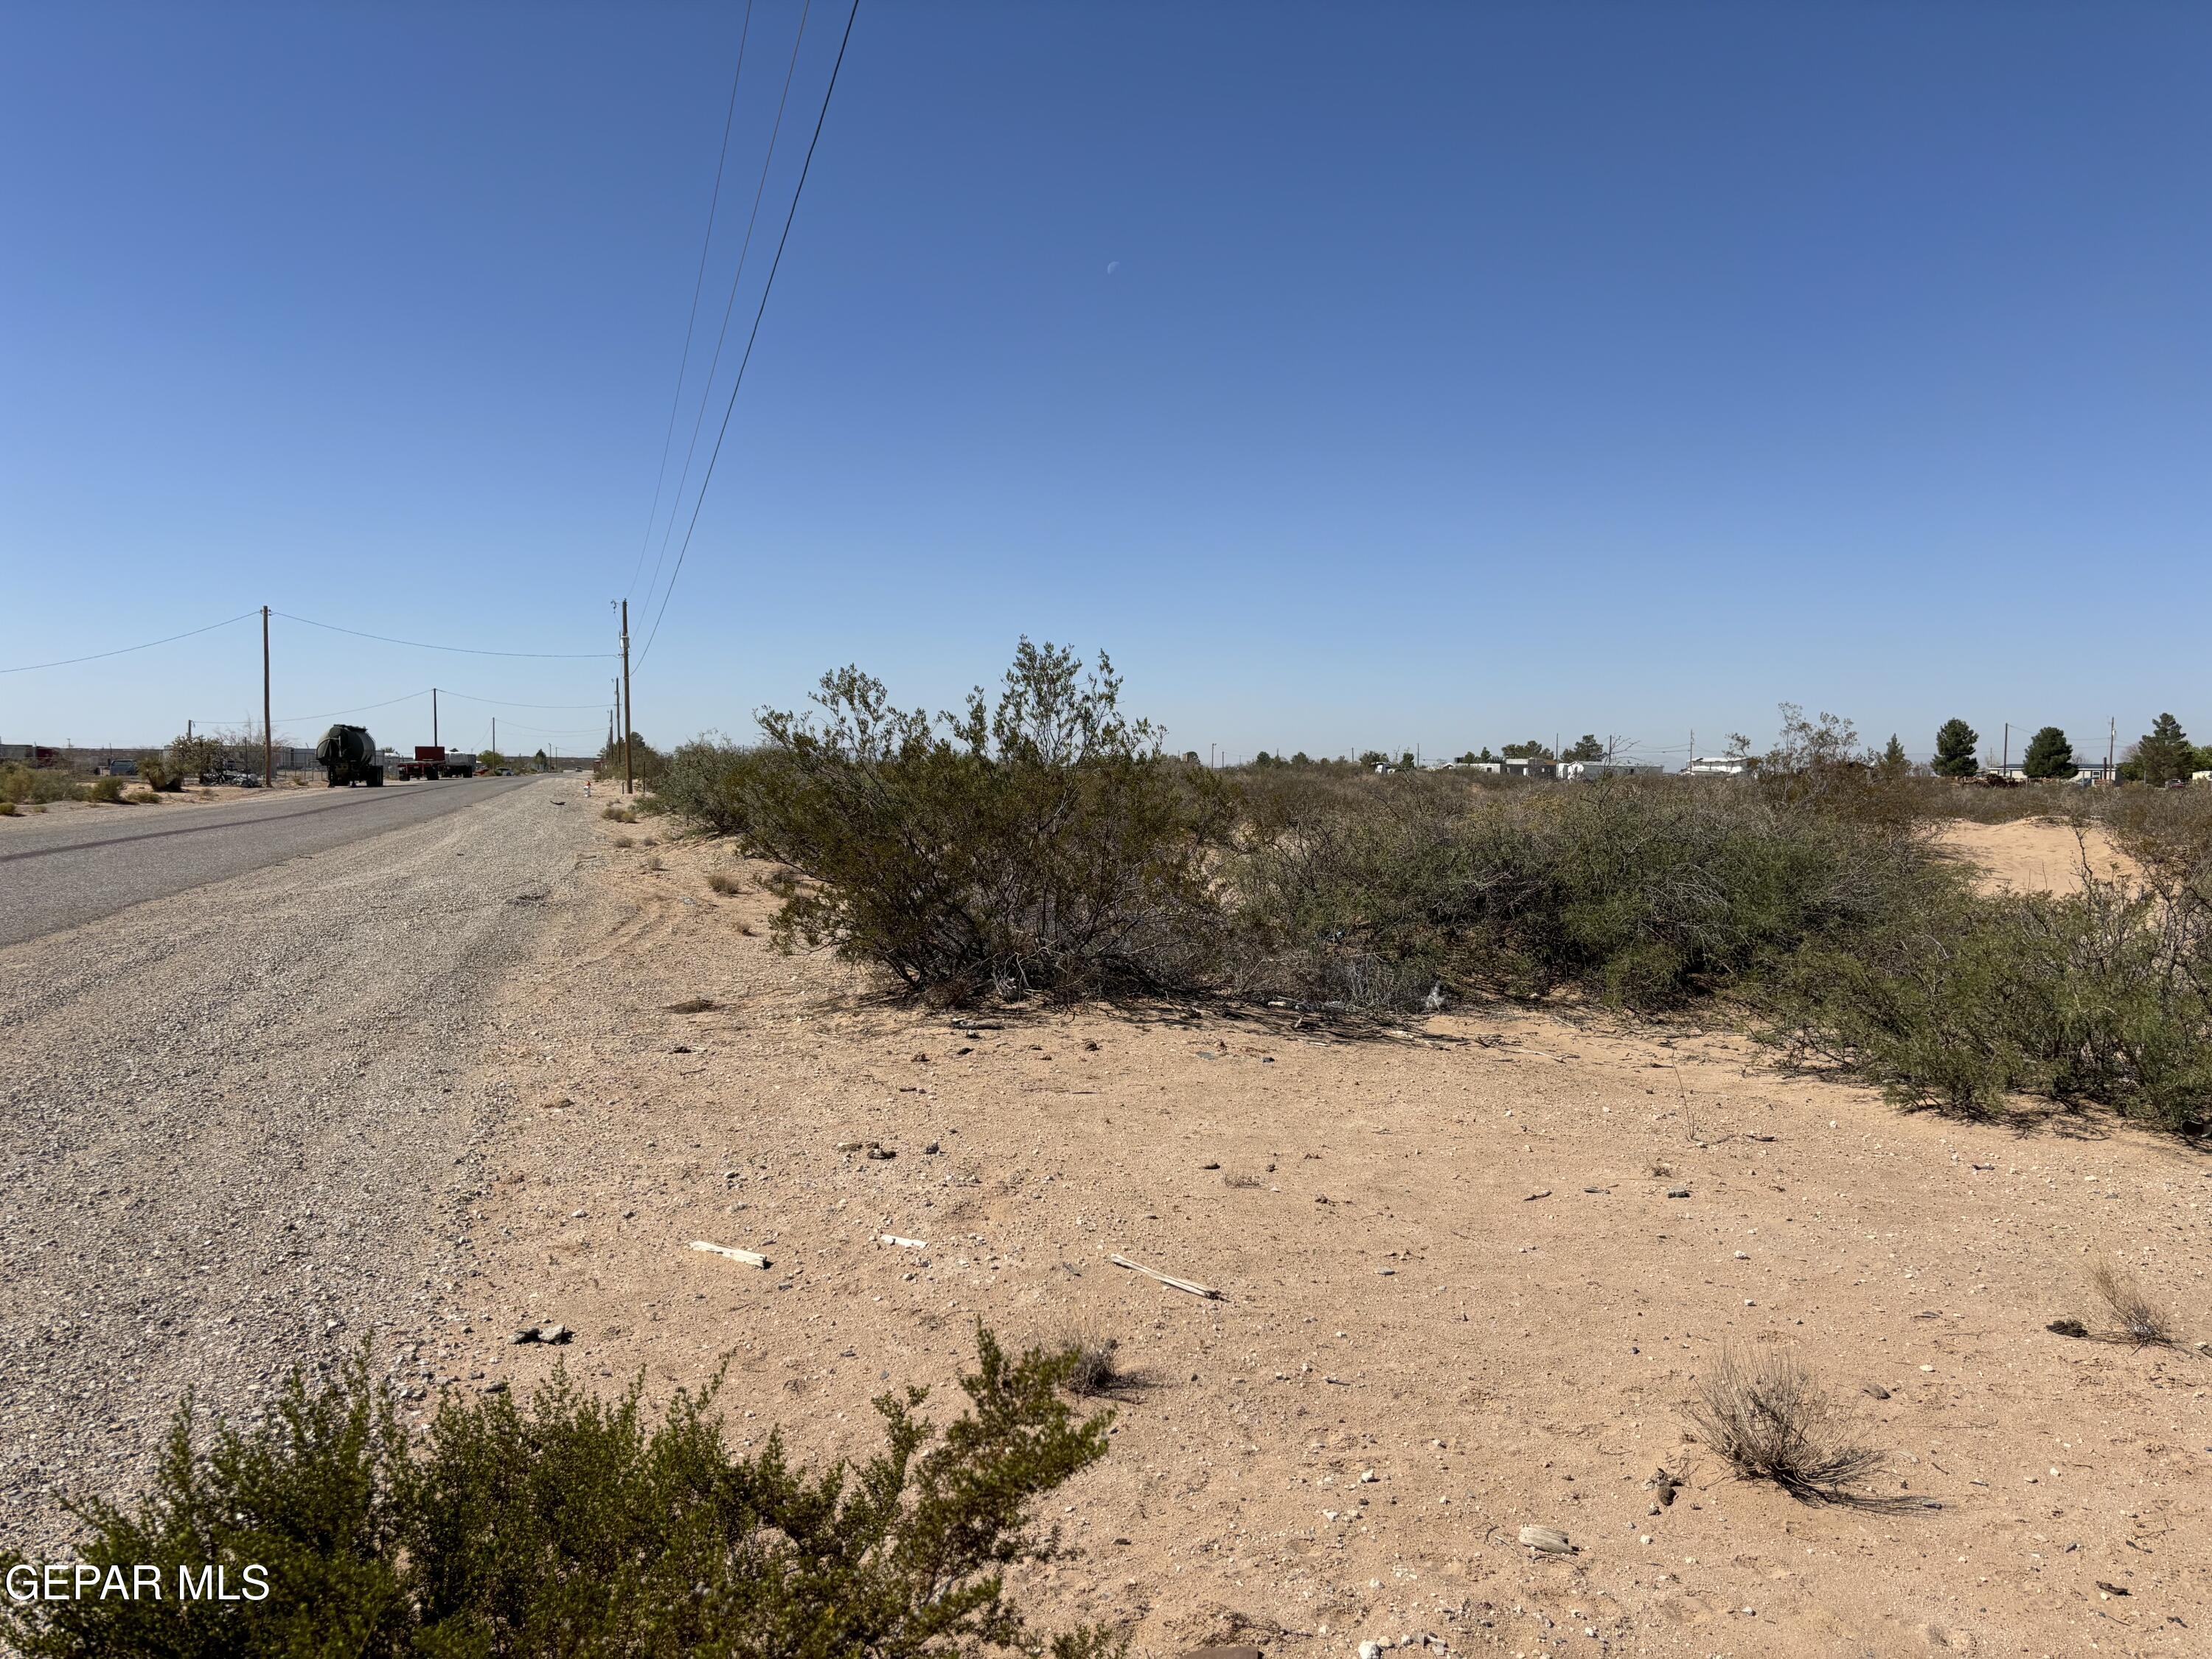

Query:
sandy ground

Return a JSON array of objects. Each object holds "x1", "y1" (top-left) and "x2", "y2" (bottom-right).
[
  {"x1": 1937, "y1": 819, "x2": 2137, "y2": 896},
  {"x1": 446, "y1": 809, "x2": 2210, "y2": 1659}
]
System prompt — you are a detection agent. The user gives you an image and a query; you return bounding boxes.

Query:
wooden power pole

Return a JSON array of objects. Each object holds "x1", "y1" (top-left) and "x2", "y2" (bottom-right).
[
  {"x1": 620, "y1": 599, "x2": 633, "y2": 794},
  {"x1": 432, "y1": 686, "x2": 439, "y2": 747},
  {"x1": 261, "y1": 605, "x2": 273, "y2": 788}
]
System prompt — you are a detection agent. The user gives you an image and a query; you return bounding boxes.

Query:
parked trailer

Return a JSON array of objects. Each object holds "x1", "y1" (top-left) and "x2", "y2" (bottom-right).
[
  {"x1": 394, "y1": 745, "x2": 478, "y2": 780},
  {"x1": 316, "y1": 725, "x2": 385, "y2": 787}
]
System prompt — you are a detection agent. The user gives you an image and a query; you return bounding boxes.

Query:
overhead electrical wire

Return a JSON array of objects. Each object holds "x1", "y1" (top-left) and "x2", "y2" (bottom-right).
[
  {"x1": 626, "y1": 0, "x2": 759, "y2": 602},
  {"x1": 275, "y1": 689, "x2": 431, "y2": 723},
  {"x1": 0, "y1": 610, "x2": 259, "y2": 676},
  {"x1": 274, "y1": 611, "x2": 616, "y2": 659},
  {"x1": 636, "y1": 0, "x2": 860, "y2": 670},
  {"x1": 635, "y1": 0, "x2": 818, "y2": 628}
]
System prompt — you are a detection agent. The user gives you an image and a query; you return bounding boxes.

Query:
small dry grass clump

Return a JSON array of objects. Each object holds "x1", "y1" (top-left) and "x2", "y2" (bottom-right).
[
  {"x1": 1222, "y1": 1172, "x2": 1263, "y2": 1189},
  {"x1": 664, "y1": 996, "x2": 717, "y2": 1015},
  {"x1": 644, "y1": 855, "x2": 665, "y2": 872},
  {"x1": 1683, "y1": 1344, "x2": 1890, "y2": 1503},
  {"x1": 611, "y1": 833, "x2": 636, "y2": 849},
  {"x1": 601, "y1": 803, "x2": 636, "y2": 823},
  {"x1": 707, "y1": 871, "x2": 743, "y2": 896},
  {"x1": 1057, "y1": 1326, "x2": 1144, "y2": 1399},
  {"x1": 2087, "y1": 1262, "x2": 2177, "y2": 1346}
]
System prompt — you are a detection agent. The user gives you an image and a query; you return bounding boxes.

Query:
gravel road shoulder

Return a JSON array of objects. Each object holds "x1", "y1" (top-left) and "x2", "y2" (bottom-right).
[{"x1": 0, "y1": 776, "x2": 591, "y2": 1553}]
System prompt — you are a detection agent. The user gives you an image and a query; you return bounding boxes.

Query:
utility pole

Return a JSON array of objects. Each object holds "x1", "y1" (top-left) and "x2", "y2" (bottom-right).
[
  {"x1": 620, "y1": 599, "x2": 633, "y2": 794},
  {"x1": 432, "y1": 687, "x2": 439, "y2": 747},
  {"x1": 261, "y1": 605, "x2": 273, "y2": 788},
  {"x1": 2107, "y1": 717, "x2": 2116, "y2": 784},
  {"x1": 2002, "y1": 722, "x2": 2009, "y2": 776},
  {"x1": 491, "y1": 717, "x2": 497, "y2": 754}
]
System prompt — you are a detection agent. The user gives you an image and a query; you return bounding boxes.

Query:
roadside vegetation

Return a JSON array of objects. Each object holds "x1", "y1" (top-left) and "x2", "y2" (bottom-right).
[
  {"x1": 649, "y1": 647, "x2": 2212, "y2": 1138},
  {"x1": 1, "y1": 1329, "x2": 1122, "y2": 1659}
]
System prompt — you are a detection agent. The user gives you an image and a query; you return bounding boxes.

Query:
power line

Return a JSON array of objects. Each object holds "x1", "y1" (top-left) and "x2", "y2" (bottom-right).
[
  {"x1": 0, "y1": 610, "x2": 258, "y2": 675},
  {"x1": 626, "y1": 0, "x2": 759, "y2": 602},
  {"x1": 436, "y1": 689, "x2": 610, "y2": 710},
  {"x1": 636, "y1": 0, "x2": 818, "y2": 629},
  {"x1": 275, "y1": 689, "x2": 431, "y2": 723},
  {"x1": 637, "y1": 0, "x2": 860, "y2": 670},
  {"x1": 274, "y1": 611, "x2": 616, "y2": 659}
]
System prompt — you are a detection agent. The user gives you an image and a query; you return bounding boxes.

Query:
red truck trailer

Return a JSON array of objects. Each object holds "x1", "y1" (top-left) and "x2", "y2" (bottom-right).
[{"x1": 394, "y1": 745, "x2": 477, "y2": 780}]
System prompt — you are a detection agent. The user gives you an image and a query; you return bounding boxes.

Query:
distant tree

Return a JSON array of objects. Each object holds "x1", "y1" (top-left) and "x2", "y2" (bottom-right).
[
  {"x1": 1357, "y1": 750, "x2": 1387, "y2": 767},
  {"x1": 2020, "y1": 726, "x2": 2076, "y2": 779},
  {"x1": 1561, "y1": 734, "x2": 1605, "y2": 762},
  {"x1": 1723, "y1": 733, "x2": 1753, "y2": 760},
  {"x1": 532, "y1": 748, "x2": 550, "y2": 771},
  {"x1": 1501, "y1": 740, "x2": 1554, "y2": 762},
  {"x1": 1397, "y1": 751, "x2": 1415, "y2": 770},
  {"x1": 1765, "y1": 703, "x2": 1860, "y2": 776},
  {"x1": 165, "y1": 731, "x2": 224, "y2": 783},
  {"x1": 1253, "y1": 751, "x2": 1275, "y2": 767},
  {"x1": 2133, "y1": 713, "x2": 2194, "y2": 785},
  {"x1": 1932, "y1": 719, "x2": 1980, "y2": 778},
  {"x1": 1876, "y1": 734, "x2": 1910, "y2": 779},
  {"x1": 1182, "y1": 751, "x2": 1200, "y2": 765},
  {"x1": 1290, "y1": 751, "x2": 1310, "y2": 765}
]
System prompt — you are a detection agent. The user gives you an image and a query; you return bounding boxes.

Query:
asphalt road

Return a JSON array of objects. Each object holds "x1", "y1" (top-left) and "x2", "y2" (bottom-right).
[
  {"x1": 0, "y1": 773, "x2": 592, "y2": 1551},
  {"x1": 0, "y1": 774, "x2": 549, "y2": 948}
]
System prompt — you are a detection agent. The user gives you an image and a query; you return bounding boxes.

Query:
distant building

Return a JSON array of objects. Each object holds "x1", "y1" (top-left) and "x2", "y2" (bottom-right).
[
  {"x1": 1686, "y1": 755, "x2": 1753, "y2": 778},
  {"x1": 1501, "y1": 757, "x2": 1556, "y2": 778}
]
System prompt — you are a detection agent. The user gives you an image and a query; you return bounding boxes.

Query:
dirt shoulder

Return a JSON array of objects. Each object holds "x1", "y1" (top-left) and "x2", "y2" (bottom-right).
[{"x1": 459, "y1": 811, "x2": 2211, "y2": 1658}]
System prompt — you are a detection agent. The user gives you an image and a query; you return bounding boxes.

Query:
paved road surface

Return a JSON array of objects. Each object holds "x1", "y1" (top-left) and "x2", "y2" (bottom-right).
[
  {"x1": 0, "y1": 775, "x2": 591, "y2": 1551},
  {"x1": 0, "y1": 774, "x2": 545, "y2": 948}
]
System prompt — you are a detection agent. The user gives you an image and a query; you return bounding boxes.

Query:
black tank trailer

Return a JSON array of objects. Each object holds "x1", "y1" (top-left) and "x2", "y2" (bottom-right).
[{"x1": 315, "y1": 724, "x2": 386, "y2": 787}]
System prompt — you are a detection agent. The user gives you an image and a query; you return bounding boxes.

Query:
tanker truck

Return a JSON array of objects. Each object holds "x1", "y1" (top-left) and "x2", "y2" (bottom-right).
[{"x1": 316, "y1": 724, "x2": 386, "y2": 787}]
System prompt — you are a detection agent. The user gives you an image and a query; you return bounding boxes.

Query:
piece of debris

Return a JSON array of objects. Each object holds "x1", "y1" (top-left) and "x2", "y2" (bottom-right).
[
  {"x1": 913, "y1": 1052, "x2": 929, "y2": 1062},
  {"x1": 1200, "y1": 1161, "x2": 1221, "y2": 1170},
  {"x1": 1525, "y1": 1189, "x2": 1551, "y2": 1201},
  {"x1": 1583, "y1": 1186, "x2": 1610, "y2": 1194},
  {"x1": 1863, "y1": 1383, "x2": 1892, "y2": 1400},
  {"x1": 663, "y1": 997, "x2": 716, "y2": 1014},
  {"x1": 1518, "y1": 1525, "x2": 1575, "y2": 1554},
  {"x1": 880, "y1": 1234, "x2": 928, "y2": 1249},
  {"x1": 1111, "y1": 1252, "x2": 1222, "y2": 1300},
  {"x1": 1649, "y1": 1467, "x2": 1681, "y2": 1506},
  {"x1": 835, "y1": 1140, "x2": 864, "y2": 1152},
  {"x1": 1181, "y1": 1648, "x2": 1264, "y2": 1659},
  {"x1": 1082, "y1": 1039, "x2": 1100, "y2": 1051},
  {"x1": 2047, "y1": 1318, "x2": 2089, "y2": 1338},
  {"x1": 512, "y1": 1324, "x2": 571, "y2": 1346},
  {"x1": 1666, "y1": 1186, "x2": 1691, "y2": 1199},
  {"x1": 866, "y1": 1145, "x2": 896, "y2": 1160},
  {"x1": 689, "y1": 1239, "x2": 770, "y2": 1268},
  {"x1": 671, "y1": 1043, "x2": 692, "y2": 1054},
  {"x1": 2096, "y1": 1581, "x2": 2130, "y2": 1597},
  {"x1": 481, "y1": 1380, "x2": 509, "y2": 1394},
  {"x1": 922, "y1": 1140, "x2": 940, "y2": 1154}
]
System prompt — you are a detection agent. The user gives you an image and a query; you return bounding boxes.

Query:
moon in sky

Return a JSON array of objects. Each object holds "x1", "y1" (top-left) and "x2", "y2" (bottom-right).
[{"x1": 1106, "y1": 260, "x2": 1120, "y2": 275}]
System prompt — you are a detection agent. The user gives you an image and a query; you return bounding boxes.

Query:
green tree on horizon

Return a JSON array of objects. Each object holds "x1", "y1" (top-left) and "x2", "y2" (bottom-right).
[
  {"x1": 2021, "y1": 726, "x2": 2076, "y2": 779},
  {"x1": 2132, "y1": 713, "x2": 2194, "y2": 785},
  {"x1": 1932, "y1": 719, "x2": 1980, "y2": 778}
]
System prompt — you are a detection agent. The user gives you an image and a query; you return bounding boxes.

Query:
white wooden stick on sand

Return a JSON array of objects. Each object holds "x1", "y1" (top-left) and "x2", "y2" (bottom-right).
[
  {"x1": 1110, "y1": 1253, "x2": 1222, "y2": 1300},
  {"x1": 880, "y1": 1234, "x2": 928, "y2": 1249},
  {"x1": 689, "y1": 1239, "x2": 770, "y2": 1268}
]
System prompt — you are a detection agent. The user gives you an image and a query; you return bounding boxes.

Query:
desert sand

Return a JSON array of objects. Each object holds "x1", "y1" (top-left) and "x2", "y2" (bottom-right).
[{"x1": 449, "y1": 810, "x2": 2208, "y2": 1658}]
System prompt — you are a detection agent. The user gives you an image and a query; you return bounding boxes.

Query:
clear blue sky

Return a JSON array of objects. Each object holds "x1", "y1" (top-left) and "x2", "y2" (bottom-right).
[{"x1": 4, "y1": 1, "x2": 2206, "y2": 765}]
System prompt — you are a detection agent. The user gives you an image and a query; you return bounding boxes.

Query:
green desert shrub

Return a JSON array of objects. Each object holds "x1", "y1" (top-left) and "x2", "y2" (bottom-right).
[
  {"x1": 1231, "y1": 779, "x2": 1944, "y2": 1012},
  {"x1": 1770, "y1": 869, "x2": 2212, "y2": 1134},
  {"x1": 718, "y1": 641, "x2": 1230, "y2": 999},
  {"x1": 0, "y1": 1329, "x2": 1122, "y2": 1659},
  {"x1": 0, "y1": 764, "x2": 88, "y2": 805}
]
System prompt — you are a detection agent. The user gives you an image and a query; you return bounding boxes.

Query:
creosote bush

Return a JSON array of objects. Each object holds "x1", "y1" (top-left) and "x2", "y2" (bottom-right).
[
  {"x1": 0, "y1": 1329, "x2": 1123, "y2": 1659},
  {"x1": 1683, "y1": 1344, "x2": 1891, "y2": 1504},
  {"x1": 686, "y1": 641, "x2": 1230, "y2": 1000}
]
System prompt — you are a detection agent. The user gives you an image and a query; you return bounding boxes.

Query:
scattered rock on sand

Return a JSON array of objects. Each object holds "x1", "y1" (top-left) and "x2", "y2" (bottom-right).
[{"x1": 1518, "y1": 1524, "x2": 1574, "y2": 1554}]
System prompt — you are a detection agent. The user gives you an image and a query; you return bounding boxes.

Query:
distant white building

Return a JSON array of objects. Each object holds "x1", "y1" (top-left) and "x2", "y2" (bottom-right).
[
  {"x1": 1501, "y1": 757, "x2": 1556, "y2": 778},
  {"x1": 1686, "y1": 755, "x2": 1753, "y2": 778}
]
